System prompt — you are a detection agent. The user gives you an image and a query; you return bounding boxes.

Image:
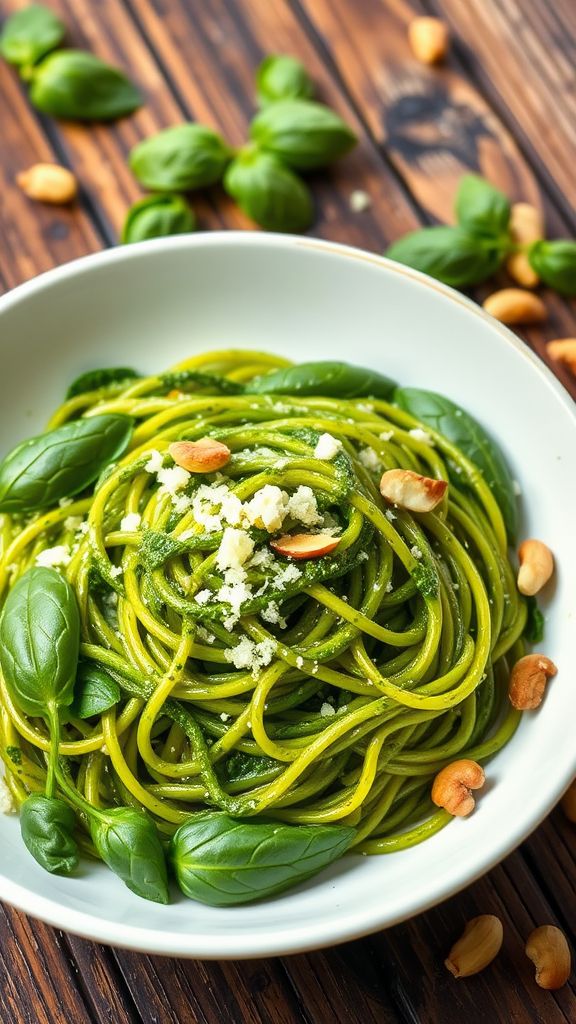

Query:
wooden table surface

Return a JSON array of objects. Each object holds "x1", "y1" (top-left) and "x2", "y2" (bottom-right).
[{"x1": 1, "y1": 0, "x2": 575, "y2": 1021}]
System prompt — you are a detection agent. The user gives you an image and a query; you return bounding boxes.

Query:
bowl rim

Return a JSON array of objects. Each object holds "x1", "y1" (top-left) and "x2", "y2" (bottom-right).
[{"x1": 0, "y1": 230, "x2": 574, "y2": 958}]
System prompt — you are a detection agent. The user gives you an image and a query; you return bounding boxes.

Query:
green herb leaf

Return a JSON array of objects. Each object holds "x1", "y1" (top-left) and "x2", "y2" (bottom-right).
[
  {"x1": 70, "y1": 663, "x2": 121, "y2": 719},
  {"x1": 256, "y1": 54, "x2": 314, "y2": 106},
  {"x1": 170, "y1": 812, "x2": 355, "y2": 906},
  {"x1": 20, "y1": 794, "x2": 79, "y2": 875},
  {"x1": 159, "y1": 369, "x2": 244, "y2": 395},
  {"x1": 0, "y1": 413, "x2": 133, "y2": 513},
  {"x1": 412, "y1": 563, "x2": 438, "y2": 598},
  {"x1": 245, "y1": 360, "x2": 396, "y2": 398},
  {"x1": 224, "y1": 149, "x2": 313, "y2": 233},
  {"x1": 29, "y1": 50, "x2": 142, "y2": 121},
  {"x1": 524, "y1": 596, "x2": 545, "y2": 644},
  {"x1": 394, "y1": 387, "x2": 518, "y2": 540},
  {"x1": 121, "y1": 193, "x2": 196, "y2": 244},
  {"x1": 90, "y1": 807, "x2": 169, "y2": 904},
  {"x1": 386, "y1": 226, "x2": 504, "y2": 288},
  {"x1": 528, "y1": 239, "x2": 576, "y2": 296},
  {"x1": 250, "y1": 99, "x2": 357, "y2": 169},
  {"x1": 140, "y1": 530, "x2": 188, "y2": 570},
  {"x1": 66, "y1": 366, "x2": 139, "y2": 399},
  {"x1": 455, "y1": 175, "x2": 511, "y2": 238},
  {"x1": 129, "y1": 124, "x2": 232, "y2": 191},
  {"x1": 0, "y1": 4, "x2": 65, "y2": 69},
  {"x1": 0, "y1": 567, "x2": 80, "y2": 718}
]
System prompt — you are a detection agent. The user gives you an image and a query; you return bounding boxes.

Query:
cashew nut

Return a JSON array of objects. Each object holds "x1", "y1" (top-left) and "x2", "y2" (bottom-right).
[
  {"x1": 525, "y1": 925, "x2": 571, "y2": 990},
  {"x1": 431, "y1": 759, "x2": 485, "y2": 817},
  {"x1": 379, "y1": 468, "x2": 447, "y2": 513},
  {"x1": 16, "y1": 163, "x2": 77, "y2": 205},
  {"x1": 445, "y1": 915, "x2": 504, "y2": 978},
  {"x1": 408, "y1": 17, "x2": 449, "y2": 64},
  {"x1": 506, "y1": 203, "x2": 543, "y2": 288},
  {"x1": 482, "y1": 288, "x2": 546, "y2": 325},
  {"x1": 547, "y1": 338, "x2": 576, "y2": 375},
  {"x1": 517, "y1": 538, "x2": 554, "y2": 596},
  {"x1": 508, "y1": 654, "x2": 557, "y2": 710}
]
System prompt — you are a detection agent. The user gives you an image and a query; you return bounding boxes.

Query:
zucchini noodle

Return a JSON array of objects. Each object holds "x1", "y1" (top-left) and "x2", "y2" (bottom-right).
[{"x1": 0, "y1": 349, "x2": 527, "y2": 857}]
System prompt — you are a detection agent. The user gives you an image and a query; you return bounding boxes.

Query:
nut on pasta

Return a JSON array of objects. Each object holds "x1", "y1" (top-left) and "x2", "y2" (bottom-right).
[
  {"x1": 379, "y1": 468, "x2": 447, "y2": 512},
  {"x1": 431, "y1": 759, "x2": 485, "y2": 816},
  {"x1": 270, "y1": 533, "x2": 340, "y2": 559},
  {"x1": 168, "y1": 438, "x2": 231, "y2": 473}
]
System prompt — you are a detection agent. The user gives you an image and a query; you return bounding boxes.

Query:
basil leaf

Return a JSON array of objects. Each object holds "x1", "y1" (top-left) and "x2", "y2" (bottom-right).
[
  {"x1": 121, "y1": 193, "x2": 196, "y2": 244},
  {"x1": 245, "y1": 360, "x2": 396, "y2": 398},
  {"x1": 0, "y1": 567, "x2": 80, "y2": 718},
  {"x1": 129, "y1": 124, "x2": 232, "y2": 191},
  {"x1": 70, "y1": 663, "x2": 121, "y2": 719},
  {"x1": 528, "y1": 240, "x2": 576, "y2": 297},
  {"x1": 0, "y1": 413, "x2": 133, "y2": 513},
  {"x1": 455, "y1": 175, "x2": 511, "y2": 238},
  {"x1": 524, "y1": 596, "x2": 545, "y2": 644},
  {"x1": 159, "y1": 369, "x2": 244, "y2": 395},
  {"x1": 90, "y1": 807, "x2": 169, "y2": 904},
  {"x1": 171, "y1": 812, "x2": 356, "y2": 906},
  {"x1": 66, "y1": 366, "x2": 139, "y2": 399},
  {"x1": 394, "y1": 387, "x2": 518, "y2": 540},
  {"x1": 250, "y1": 99, "x2": 356, "y2": 169},
  {"x1": 140, "y1": 530, "x2": 189, "y2": 570},
  {"x1": 0, "y1": 4, "x2": 65, "y2": 69},
  {"x1": 20, "y1": 794, "x2": 79, "y2": 875},
  {"x1": 386, "y1": 226, "x2": 503, "y2": 288},
  {"x1": 256, "y1": 54, "x2": 314, "y2": 106},
  {"x1": 29, "y1": 50, "x2": 142, "y2": 121},
  {"x1": 224, "y1": 149, "x2": 313, "y2": 233}
]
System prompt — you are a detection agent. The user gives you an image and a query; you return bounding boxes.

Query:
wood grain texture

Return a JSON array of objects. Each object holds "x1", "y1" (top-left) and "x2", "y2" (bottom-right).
[{"x1": 0, "y1": 0, "x2": 575, "y2": 1021}]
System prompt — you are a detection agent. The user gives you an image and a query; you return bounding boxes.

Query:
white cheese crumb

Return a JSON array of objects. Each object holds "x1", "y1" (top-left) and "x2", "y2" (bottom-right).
[
  {"x1": 120, "y1": 512, "x2": 142, "y2": 532},
  {"x1": 385, "y1": 509, "x2": 397, "y2": 522},
  {"x1": 64, "y1": 515, "x2": 83, "y2": 532},
  {"x1": 287, "y1": 485, "x2": 323, "y2": 527},
  {"x1": 0, "y1": 778, "x2": 16, "y2": 814},
  {"x1": 144, "y1": 450, "x2": 164, "y2": 474},
  {"x1": 109, "y1": 564, "x2": 123, "y2": 578},
  {"x1": 314, "y1": 433, "x2": 342, "y2": 460},
  {"x1": 380, "y1": 430, "x2": 394, "y2": 441},
  {"x1": 224, "y1": 636, "x2": 277, "y2": 676},
  {"x1": 410, "y1": 545, "x2": 423, "y2": 560},
  {"x1": 194, "y1": 589, "x2": 212, "y2": 605},
  {"x1": 58, "y1": 497, "x2": 74, "y2": 508},
  {"x1": 35, "y1": 545, "x2": 71, "y2": 568},
  {"x1": 261, "y1": 601, "x2": 287, "y2": 628},
  {"x1": 220, "y1": 712, "x2": 230, "y2": 722},
  {"x1": 173, "y1": 493, "x2": 194, "y2": 514},
  {"x1": 358, "y1": 447, "x2": 381, "y2": 472},
  {"x1": 385, "y1": 581, "x2": 393, "y2": 593},
  {"x1": 196, "y1": 626, "x2": 215, "y2": 644},
  {"x1": 274, "y1": 563, "x2": 302, "y2": 590},
  {"x1": 249, "y1": 546, "x2": 275, "y2": 569},
  {"x1": 320, "y1": 702, "x2": 336, "y2": 717},
  {"x1": 409, "y1": 428, "x2": 434, "y2": 446},
  {"x1": 358, "y1": 551, "x2": 369, "y2": 562},
  {"x1": 243, "y1": 485, "x2": 288, "y2": 532},
  {"x1": 157, "y1": 465, "x2": 191, "y2": 496},
  {"x1": 296, "y1": 656, "x2": 304, "y2": 669},
  {"x1": 513, "y1": 479, "x2": 522, "y2": 496},
  {"x1": 216, "y1": 527, "x2": 255, "y2": 571},
  {"x1": 349, "y1": 189, "x2": 372, "y2": 212}
]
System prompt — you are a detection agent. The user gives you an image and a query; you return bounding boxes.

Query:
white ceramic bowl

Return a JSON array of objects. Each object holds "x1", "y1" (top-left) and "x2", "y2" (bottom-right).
[{"x1": 0, "y1": 233, "x2": 574, "y2": 958}]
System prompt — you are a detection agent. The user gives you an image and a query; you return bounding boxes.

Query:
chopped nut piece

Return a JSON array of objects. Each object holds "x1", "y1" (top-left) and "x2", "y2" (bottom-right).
[
  {"x1": 525, "y1": 925, "x2": 571, "y2": 990},
  {"x1": 547, "y1": 338, "x2": 576, "y2": 375},
  {"x1": 509, "y1": 654, "x2": 557, "y2": 710},
  {"x1": 445, "y1": 915, "x2": 503, "y2": 978},
  {"x1": 168, "y1": 438, "x2": 230, "y2": 474},
  {"x1": 379, "y1": 468, "x2": 447, "y2": 512},
  {"x1": 431, "y1": 759, "x2": 485, "y2": 816},
  {"x1": 16, "y1": 163, "x2": 77, "y2": 204},
  {"x1": 270, "y1": 533, "x2": 340, "y2": 560},
  {"x1": 482, "y1": 288, "x2": 546, "y2": 325},
  {"x1": 408, "y1": 17, "x2": 449, "y2": 64},
  {"x1": 506, "y1": 203, "x2": 543, "y2": 287},
  {"x1": 517, "y1": 538, "x2": 554, "y2": 596}
]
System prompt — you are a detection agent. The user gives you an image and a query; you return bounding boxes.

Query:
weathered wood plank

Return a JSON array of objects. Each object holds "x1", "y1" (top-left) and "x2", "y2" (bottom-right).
[
  {"x1": 64, "y1": 933, "x2": 140, "y2": 1024},
  {"x1": 430, "y1": 0, "x2": 576, "y2": 230}
]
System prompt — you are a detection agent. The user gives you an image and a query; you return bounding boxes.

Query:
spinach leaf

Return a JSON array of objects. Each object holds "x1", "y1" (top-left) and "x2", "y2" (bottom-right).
[
  {"x1": 0, "y1": 4, "x2": 65, "y2": 70},
  {"x1": 0, "y1": 413, "x2": 133, "y2": 513},
  {"x1": 0, "y1": 567, "x2": 80, "y2": 719},
  {"x1": 524, "y1": 596, "x2": 545, "y2": 644},
  {"x1": 245, "y1": 360, "x2": 396, "y2": 399},
  {"x1": 29, "y1": 50, "x2": 142, "y2": 121},
  {"x1": 170, "y1": 812, "x2": 355, "y2": 906},
  {"x1": 455, "y1": 175, "x2": 511, "y2": 239},
  {"x1": 385, "y1": 226, "x2": 503, "y2": 288},
  {"x1": 66, "y1": 367, "x2": 139, "y2": 399},
  {"x1": 394, "y1": 387, "x2": 518, "y2": 540},
  {"x1": 90, "y1": 807, "x2": 169, "y2": 904},
  {"x1": 20, "y1": 794, "x2": 79, "y2": 875},
  {"x1": 70, "y1": 663, "x2": 121, "y2": 719}
]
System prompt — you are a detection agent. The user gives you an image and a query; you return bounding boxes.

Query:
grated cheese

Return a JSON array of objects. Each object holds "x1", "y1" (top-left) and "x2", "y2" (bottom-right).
[
  {"x1": 358, "y1": 447, "x2": 381, "y2": 472},
  {"x1": 35, "y1": 545, "x2": 71, "y2": 568},
  {"x1": 216, "y1": 527, "x2": 255, "y2": 571},
  {"x1": 157, "y1": 465, "x2": 191, "y2": 495},
  {"x1": 144, "y1": 450, "x2": 164, "y2": 474},
  {"x1": 243, "y1": 484, "x2": 289, "y2": 532},
  {"x1": 287, "y1": 485, "x2": 322, "y2": 527},
  {"x1": 320, "y1": 702, "x2": 336, "y2": 717},
  {"x1": 314, "y1": 433, "x2": 342, "y2": 460},
  {"x1": 409, "y1": 428, "x2": 434, "y2": 446},
  {"x1": 120, "y1": 512, "x2": 142, "y2": 532}
]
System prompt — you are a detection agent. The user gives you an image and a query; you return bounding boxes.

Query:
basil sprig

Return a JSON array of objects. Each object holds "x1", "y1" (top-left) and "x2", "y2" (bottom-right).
[
  {"x1": 29, "y1": 50, "x2": 142, "y2": 121},
  {"x1": 250, "y1": 99, "x2": 357, "y2": 170},
  {"x1": 20, "y1": 795, "x2": 79, "y2": 875},
  {"x1": 171, "y1": 812, "x2": 356, "y2": 906},
  {"x1": 129, "y1": 124, "x2": 232, "y2": 191},
  {"x1": 245, "y1": 360, "x2": 396, "y2": 398},
  {"x1": 0, "y1": 413, "x2": 133, "y2": 513},
  {"x1": 224, "y1": 149, "x2": 313, "y2": 233},
  {"x1": 256, "y1": 54, "x2": 314, "y2": 106},
  {"x1": 386, "y1": 226, "x2": 503, "y2": 289},
  {"x1": 454, "y1": 175, "x2": 510, "y2": 239},
  {"x1": 70, "y1": 663, "x2": 121, "y2": 720},
  {"x1": 528, "y1": 240, "x2": 576, "y2": 296},
  {"x1": 66, "y1": 366, "x2": 139, "y2": 399},
  {"x1": 122, "y1": 193, "x2": 196, "y2": 244},
  {"x1": 394, "y1": 386, "x2": 518, "y2": 540},
  {"x1": 0, "y1": 4, "x2": 65, "y2": 71},
  {"x1": 90, "y1": 807, "x2": 169, "y2": 904}
]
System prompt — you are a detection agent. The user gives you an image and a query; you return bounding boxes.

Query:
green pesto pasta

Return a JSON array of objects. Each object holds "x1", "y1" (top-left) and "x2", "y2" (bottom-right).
[{"x1": 0, "y1": 349, "x2": 528, "y2": 883}]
